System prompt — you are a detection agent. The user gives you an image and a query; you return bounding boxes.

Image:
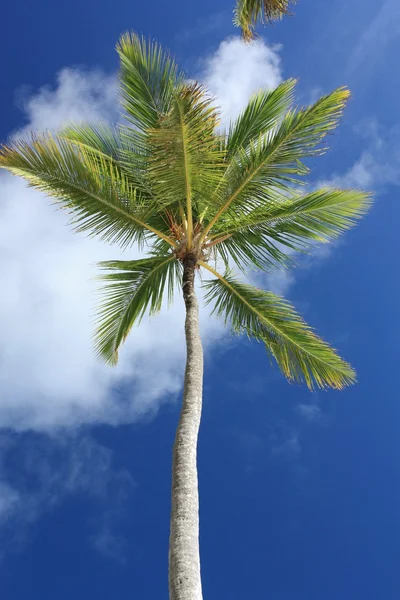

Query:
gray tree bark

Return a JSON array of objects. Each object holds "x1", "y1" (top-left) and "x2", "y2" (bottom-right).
[{"x1": 169, "y1": 253, "x2": 204, "y2": 600}]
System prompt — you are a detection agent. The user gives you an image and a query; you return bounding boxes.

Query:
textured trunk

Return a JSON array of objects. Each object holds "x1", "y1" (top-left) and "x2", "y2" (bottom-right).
[{"x1": 169, "y1": 253, "x2": 204, "y2": 600}]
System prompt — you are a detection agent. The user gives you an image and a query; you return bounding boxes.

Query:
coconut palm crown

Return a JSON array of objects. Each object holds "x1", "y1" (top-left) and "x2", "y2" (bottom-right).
[
  {"x1": 0, "y1": 33, "x2": 370, "y2": 391},
  {"x1": 234, "y1": 0, "x2": 297, "y2": 40}
]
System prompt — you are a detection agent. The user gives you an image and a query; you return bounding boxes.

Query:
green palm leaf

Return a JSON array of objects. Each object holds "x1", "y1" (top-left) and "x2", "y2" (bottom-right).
[
  {"x1": 61, "y1": 122, "x2": 151, "y2": 194},
  {"x1": 202, "y1": 265, "x2": 355, "y2": 390},
  {"x1": 234, "y1": 0, "x2": 296, "y2": 41},
  {"x1": 62, "y1": 122, "x2": 123, "y2": 160},
  {"x1": 201, "y1": 87, "x2": 350, "y2": 241},
  {"x1": 95, "y1": 254, "x2": 180, "y2": 364},
  {"x1": 117, "y1": 32, "x2": 183, "y2": 131},
  {"x1": 210, "y1": 188, "x2": 372, "y2": 268},
  {"x1": 226, "y1": 79, "x2": 296, "y2": 156},
  {"x1": 0, "y1": 135, "x2": 175, "y2": 248},
  {"x1": 213, "y1": 227, "x2": 292, "y2": 272},
  {"x1": 147, "y1": 83, "x2": 224, "y2": 246}
]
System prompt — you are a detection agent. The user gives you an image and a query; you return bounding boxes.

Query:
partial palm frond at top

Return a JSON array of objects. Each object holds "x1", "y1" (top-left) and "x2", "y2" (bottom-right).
[
  {"x1": 0, "y1": 32, "x2": 371, "y2": 385},
  {"x1": 234, "y1": 0, "x2": 296, "y2": 41}
]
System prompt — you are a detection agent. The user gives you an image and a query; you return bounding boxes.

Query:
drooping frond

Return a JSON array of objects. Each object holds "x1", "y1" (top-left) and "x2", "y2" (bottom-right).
[
  {"x1": 0, "y1": 135, "x2": 175, "y2": 248},
  {"x1": 117, "y1": 32, "x2": 183, "y2": 131},
  {"x1": 201, "y1": 87, "x2": 350, "y2": 240},
  {"x1": 202, "y1": 265, "x2": 355, "y2": 390},
  {"x1": 234, "y1": 0, "x2": 296, "y2": 41},
  {"x1": 226, "y1": 79, "x2": 296, "y2": 156},
  {"x1": 210, "y1": 188, "x2": 373, "y2": 267},
  {"x1": 147, "y1": 83, "x2": 224, "y2": 245},
  {"x1": 95, "y1": 254, "x2": 180, "y2": 364}
]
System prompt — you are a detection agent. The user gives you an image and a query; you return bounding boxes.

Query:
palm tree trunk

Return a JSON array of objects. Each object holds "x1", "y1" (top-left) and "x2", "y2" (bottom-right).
[{"x1": 169, "y1": 253, "x2": 204, "y2": 600}]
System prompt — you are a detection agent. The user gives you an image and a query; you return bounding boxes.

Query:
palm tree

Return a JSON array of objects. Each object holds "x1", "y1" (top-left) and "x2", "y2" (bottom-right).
[
  {"x1": 0, "y1": 33, "x2": 371, "y2": 600},
  {"x1": 234, "y1": 0, "x2": 296, "y2": 40}
]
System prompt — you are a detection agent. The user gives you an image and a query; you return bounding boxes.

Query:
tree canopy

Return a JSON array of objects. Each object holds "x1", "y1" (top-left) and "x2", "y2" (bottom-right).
[{"x1": 0, "y1": 32, "x2": 371, "y2": 389}]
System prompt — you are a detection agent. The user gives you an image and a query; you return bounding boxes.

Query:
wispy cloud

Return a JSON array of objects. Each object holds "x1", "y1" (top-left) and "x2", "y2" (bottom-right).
[
  {"x1": 296, "y1": 403, "x2": 322, "y2": 423},
  {"x1": 91, "y1": 524, "x2": 128, "y2": 564},
  {"x1": 271, "y1": 432, "x2": 302, "y2": 458},
  {"x1": 347, "y1": 0, "x2": 400, "y2": 76},
  {"x1": 319, "y1": 118, "x2": 400, "y2": 190},
  {"x1": 0, "y1": 432, "x2": 134, "y2": 562}
]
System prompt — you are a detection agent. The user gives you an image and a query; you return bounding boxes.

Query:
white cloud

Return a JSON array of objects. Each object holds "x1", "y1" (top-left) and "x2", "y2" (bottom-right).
[
  {"x1": 15, "y1": 68, "x2": 118, "y2": 135},
  {"x1": 201, "y1": 37, "x2": 283, "y2": 127}
]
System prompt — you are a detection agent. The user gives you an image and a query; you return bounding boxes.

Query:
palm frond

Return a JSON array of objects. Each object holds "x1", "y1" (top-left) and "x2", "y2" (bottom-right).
[
  {"x1": 61, "y1": 122, "x2": 151, "y2": 192},
  {"x1": 211, "y1": 188, "x2": 372, "y2": 261},
  {"x1": 234, "y1": 0, "x2": 296, "y2": 41},
  {"x1": 201, "y1": 87, "x2": 350, "y2": 240},
  {"x1": 213, "y1": 228, "x2": 293, "y2": 273},
  {"x1": 226, "y1": 79, "x2": 296, "y2": 155},
  {"x1": 147, "y1": 82, "x2": 224, "y2": 244},
  {"x1": 202, "y1": 264, "x2": 355, "y2": 390},
  {"x1": 62, "y1": 122, "x2": 123, "y2": 160},
  {"x1": 0, "y1": 135, "x2": 176, "y2": 248},
  {"x1": 117, "y1": 32, "x2": 183, "y2": 131},
  {"x1": 95, "y1": 254, "x2": 180, "y2": 364}
]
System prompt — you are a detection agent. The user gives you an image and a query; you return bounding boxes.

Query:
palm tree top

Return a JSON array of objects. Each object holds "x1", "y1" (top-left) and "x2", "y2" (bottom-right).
[
  {"x1": 0, "y1": 32, "x2": 371, "y2": 389},
  {"x1": 234, "y1": 0, "x2": 297, "y2": 41}
]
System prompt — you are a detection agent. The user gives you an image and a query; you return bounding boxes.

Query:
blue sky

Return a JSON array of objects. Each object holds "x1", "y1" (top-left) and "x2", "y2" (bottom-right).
[{"x1": 1, "y1": 0, "x2": 400, "y2": 598}]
